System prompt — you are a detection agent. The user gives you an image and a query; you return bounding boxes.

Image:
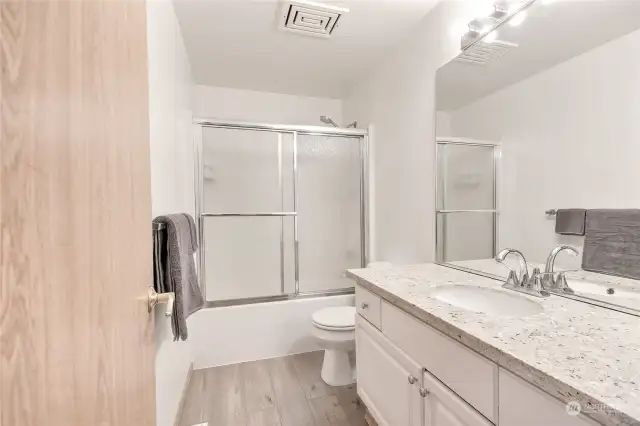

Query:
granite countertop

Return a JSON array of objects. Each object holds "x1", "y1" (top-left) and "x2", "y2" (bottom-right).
[{"x1": 346, "y1": 263, "x2": 640, "y2": 426}]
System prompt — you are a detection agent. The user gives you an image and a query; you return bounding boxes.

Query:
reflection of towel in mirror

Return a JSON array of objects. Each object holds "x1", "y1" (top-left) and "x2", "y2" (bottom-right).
[
  {"x1": 554, "y1": 209, "x2": 586, "y2": 235},
  {"x1": 582, "y1": 209, "x2": 640, "y2": 280},
  {"x1": 153, "y1": 213, "x2": 204, "y2": 341}
]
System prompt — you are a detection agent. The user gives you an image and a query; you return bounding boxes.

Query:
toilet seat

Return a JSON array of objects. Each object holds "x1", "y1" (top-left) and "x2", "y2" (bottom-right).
[{"x1": 312, "y1": 306, "x2": 356, "y2": 331}]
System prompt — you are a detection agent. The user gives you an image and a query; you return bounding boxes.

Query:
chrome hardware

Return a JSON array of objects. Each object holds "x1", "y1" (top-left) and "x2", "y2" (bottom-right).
[
  {"x1": 148, "y1": 287, "x2": 175, "y2": 316},
  {"x1": 495, "y1": 248, "x2": 529, "y2": 286},
  {"x1": 419, "y1": 387, "x2": 430, "y2": 397},
  {"x1": 408, "y1": 375, "x2": 417, "y2": 384},
  {"x1": 361, "y1": 302, "x2": 369, "y2": 310},
  {"x1": 495, "y1": 249, "x2": 549, "y2": 297},
  {"x1": 542, "y1": 246, "x2": 579, "y2": 292}
]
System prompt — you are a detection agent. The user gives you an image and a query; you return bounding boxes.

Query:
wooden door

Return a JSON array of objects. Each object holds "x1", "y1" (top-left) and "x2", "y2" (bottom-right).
[
  {"x1": 355, "y1": 316, "x2": 422, "y2": 426},
  {"x1": 423, "y1": 370, "x2": 492, "y2": 426},
  {"x1": 0, "y1": 1, "x2": 156, "y2": 425}
]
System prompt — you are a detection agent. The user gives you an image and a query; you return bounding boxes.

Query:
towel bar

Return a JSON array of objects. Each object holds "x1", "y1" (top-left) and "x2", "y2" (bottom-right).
[{"x1": 152, "y1": 223, "x2": 166, "y2": 231}]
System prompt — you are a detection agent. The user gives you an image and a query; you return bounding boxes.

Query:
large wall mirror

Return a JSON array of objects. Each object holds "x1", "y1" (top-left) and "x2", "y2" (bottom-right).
[{"x1": 435, "y1": 0, "x2": 640, "y2": 314}]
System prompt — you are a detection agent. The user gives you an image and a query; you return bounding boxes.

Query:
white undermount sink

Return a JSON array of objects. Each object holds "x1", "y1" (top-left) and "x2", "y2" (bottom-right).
[{"x1": 427, "y1": 285, "x2": 544, "y2": 317}]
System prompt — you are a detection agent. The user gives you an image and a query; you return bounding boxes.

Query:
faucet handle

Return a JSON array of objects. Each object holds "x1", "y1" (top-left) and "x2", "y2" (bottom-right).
[{"x1": 527, "y1": 267, "x2": 541, "y2": 289}]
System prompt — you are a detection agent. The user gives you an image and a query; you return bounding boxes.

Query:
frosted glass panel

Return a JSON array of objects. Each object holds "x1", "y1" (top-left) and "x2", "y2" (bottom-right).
[
  {"x1": 297, "y1": 135, "x2": 362, "y2": 292},
  {"x1": 437, "y1": 212, "x2": 495, "y2": 262},
  {"x1": 204, "y1": 217, "x2": 295, "y2": 300},
  {"x1": 438, "y1": 144, "x2": 494, "y2": 210},
  {"x1": 202, "y1": 127, "x2": 294, "y2": 213}
]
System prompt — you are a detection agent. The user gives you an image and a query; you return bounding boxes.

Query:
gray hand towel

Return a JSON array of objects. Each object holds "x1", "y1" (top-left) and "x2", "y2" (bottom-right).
[
  {"x1": 582, "y1": 209, "x2": 640, "y2": 280},
  {"x1": 555, "y1": 209, "x2": 586, "y2": 235},
  {"x1": 153, "y1": 213, "x2": 204, "y2": 341}
]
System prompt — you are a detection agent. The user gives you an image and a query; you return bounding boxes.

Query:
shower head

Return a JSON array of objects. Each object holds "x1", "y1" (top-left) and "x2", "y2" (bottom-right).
[{"x1": 320, "y1": 116, "x2": 339, "y2": 127}]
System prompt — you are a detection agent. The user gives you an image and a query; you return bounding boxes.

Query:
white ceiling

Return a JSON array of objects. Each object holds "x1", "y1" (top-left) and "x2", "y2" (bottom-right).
[
  {"x1": 174, "y1": 0, "x2": 439, "y2": 98},
  {"x1": 437, "y1": 0, "x2": 640, "y2": 111}
]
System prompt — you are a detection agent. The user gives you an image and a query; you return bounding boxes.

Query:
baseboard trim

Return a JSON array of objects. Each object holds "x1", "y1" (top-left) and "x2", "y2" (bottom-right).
[{"x1": 174, "y1": 362, "x2": 194, "y2": 426}]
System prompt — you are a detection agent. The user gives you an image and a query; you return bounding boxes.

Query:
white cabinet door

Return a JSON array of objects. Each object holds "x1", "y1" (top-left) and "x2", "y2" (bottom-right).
[
  {"x1": 423, "y1": 369, "x2": 493, "y2": 426},
  {"x1": 356, "y1": 315, "x2": 423, "y2": 426}
]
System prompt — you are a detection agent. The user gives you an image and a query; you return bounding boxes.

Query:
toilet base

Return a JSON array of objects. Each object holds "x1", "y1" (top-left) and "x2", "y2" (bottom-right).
[{"x1": 321, "y1": 349, "x2": 356, "y2": 386}]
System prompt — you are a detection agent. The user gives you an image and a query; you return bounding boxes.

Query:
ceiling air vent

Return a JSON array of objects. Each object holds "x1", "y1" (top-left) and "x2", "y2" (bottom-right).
[
  {"x1": 279, "y1": 0, "x2": 349, "y2": 38},
  {"x1": 455, "y1": 40, "x2": 518, "y2": 66}
]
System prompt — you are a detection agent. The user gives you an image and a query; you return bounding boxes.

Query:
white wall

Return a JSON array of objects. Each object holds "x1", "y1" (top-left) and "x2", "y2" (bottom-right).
[
  {"x1": 147, "y1": 1, "x2": 195, "y2": 425},
  {"x1": 343, "y1": 1, "x2": 477, "y2": 265},
  {"x1": 193, "y1": 85, "x2": 344, "y2": 125},
  {"x1": 447, "y1": 27, "x2": 640, "y2": 268}
]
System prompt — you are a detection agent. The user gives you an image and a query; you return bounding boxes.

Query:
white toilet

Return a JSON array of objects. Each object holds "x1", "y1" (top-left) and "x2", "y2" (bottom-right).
[{"x1": 312, "y1": 306, "x2": 357, "y2": 386}]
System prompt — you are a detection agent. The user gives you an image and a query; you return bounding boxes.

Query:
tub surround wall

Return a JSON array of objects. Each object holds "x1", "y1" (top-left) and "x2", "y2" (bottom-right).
[
  {"x1": 189, "y1": 295, "x2": 355, "y2": 369},
  {"x1": 347, "y1": 264, "x2": 640, "y2": 426}
]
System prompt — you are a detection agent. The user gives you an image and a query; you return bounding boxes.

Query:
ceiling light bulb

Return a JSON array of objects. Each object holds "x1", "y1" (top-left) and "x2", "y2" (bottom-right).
[
  {"x1": 509, "y1": 10, "x2": 527, "y2": 27},
  {"x1": 484, "y1": 30, "x2": 498, "y2": 43}
]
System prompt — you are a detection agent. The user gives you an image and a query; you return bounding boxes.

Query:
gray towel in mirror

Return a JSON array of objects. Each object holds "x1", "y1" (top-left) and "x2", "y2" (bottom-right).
[
  {"x1": 555, "y1": 209, "x2": 586, "y2": 235},
  {"x1": 582, "y1": 209, "x2": 640, "y2": 280}
]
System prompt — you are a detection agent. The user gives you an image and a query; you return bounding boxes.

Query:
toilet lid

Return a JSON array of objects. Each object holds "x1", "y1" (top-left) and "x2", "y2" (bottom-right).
[{"x1": 312, "y1": 306, "x2": 356, "y2": 330}]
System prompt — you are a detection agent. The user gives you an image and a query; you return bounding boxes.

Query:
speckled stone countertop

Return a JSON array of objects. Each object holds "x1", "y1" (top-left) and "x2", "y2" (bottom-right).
[{"x1": 346, "y1": 264, "x2": 640, "y2": 426}]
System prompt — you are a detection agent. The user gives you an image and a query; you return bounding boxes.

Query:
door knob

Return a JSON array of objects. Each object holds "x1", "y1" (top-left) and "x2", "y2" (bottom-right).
[
  {"x1": 419, "y1": 387, "x2": 430, "y2": 397},
  {"x1": 408, "y1": 375, "x2": 417, "y2": 384},
  {"x1": 148, "y1": 287, "x2": 175, "y2": 316},
  {"x1": 361, "y1": 302, "x2": 369, "y2": 309}
]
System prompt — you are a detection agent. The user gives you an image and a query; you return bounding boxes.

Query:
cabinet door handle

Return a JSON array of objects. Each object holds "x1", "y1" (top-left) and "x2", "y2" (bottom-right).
[
  {"x1": 419, "y1": 387, "x2": 430, "y2": 397},
  {"x1": 361, "y1": 302, "x2": 369, "y2": 309},
  {"x1": 408, "y1": 375, "x2": 417, "y2": 384}
]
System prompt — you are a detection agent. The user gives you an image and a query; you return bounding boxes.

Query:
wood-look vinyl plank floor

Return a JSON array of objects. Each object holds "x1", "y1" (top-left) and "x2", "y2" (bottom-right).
[{"x1": 178, "y1": 351, "x2": 365, "y2": 426}]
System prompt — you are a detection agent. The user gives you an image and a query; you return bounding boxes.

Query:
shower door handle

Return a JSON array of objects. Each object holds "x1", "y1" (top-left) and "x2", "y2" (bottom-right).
[{"x1": 148, "y1": 287, "x2": 175, "y2": 317}]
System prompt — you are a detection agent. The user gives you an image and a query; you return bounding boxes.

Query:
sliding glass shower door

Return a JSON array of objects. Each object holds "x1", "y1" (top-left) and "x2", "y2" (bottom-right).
[
  {"x1": 436, "y1": 141, "x2": 498, "y2": 262},
  {"x1": 200, "y1": 127, "x2": 295, "y2": 301},
  {"x1": 297, "y1": 134, "x2": 362, "y2": 292},
  {"x1": 197, "y1": 124, "x2": 366, "y2": 305}
]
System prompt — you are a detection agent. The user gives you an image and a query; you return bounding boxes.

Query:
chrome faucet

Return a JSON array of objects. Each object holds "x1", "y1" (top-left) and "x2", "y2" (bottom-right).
[
  {"x1": 495, "y1": 248, "x2": 529, "y2": 285},
  {"x1": 542, "y1": 245, "x2": 579, "y2": 293},
  {"x1": 495, "y1": 248, "x2": 549, "y2": 297}
]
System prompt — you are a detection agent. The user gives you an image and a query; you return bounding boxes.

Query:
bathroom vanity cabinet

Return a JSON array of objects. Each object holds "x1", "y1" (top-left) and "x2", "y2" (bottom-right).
[{"x1": 355, "y1": 285, "x2": 599, "y2": 426}]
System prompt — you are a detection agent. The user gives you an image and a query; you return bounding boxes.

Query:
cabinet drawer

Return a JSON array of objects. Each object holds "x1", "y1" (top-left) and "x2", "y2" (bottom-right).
[
  {"x1": 499, "y1": 369, "x2": 599, "y2": 426},
  {"x1": 381, "y1": 301, "x2": 498, "y2": 423},
  {"x1": 356, "y1": 285, "x2": 382, "y2": 329}
]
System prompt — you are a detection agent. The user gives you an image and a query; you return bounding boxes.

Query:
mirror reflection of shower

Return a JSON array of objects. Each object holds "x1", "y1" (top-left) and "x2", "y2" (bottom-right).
[{"x1": 320, "y1": 116, "x2": 358, "y2": 128}]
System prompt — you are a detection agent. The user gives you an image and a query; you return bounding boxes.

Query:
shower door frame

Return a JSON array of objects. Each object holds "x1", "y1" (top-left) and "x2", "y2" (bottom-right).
[
  {"x1": 434, "y1": 137, "x2": 500, "y2": 263},
  {"x1": 193, "y1": 118, "x2": 369, "y2": 308}
]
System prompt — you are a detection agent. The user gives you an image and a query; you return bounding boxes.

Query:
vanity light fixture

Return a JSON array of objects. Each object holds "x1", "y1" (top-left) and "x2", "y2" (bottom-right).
[{"x1": 460, "y1": 0, "x2": 537, "y2": 50}]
